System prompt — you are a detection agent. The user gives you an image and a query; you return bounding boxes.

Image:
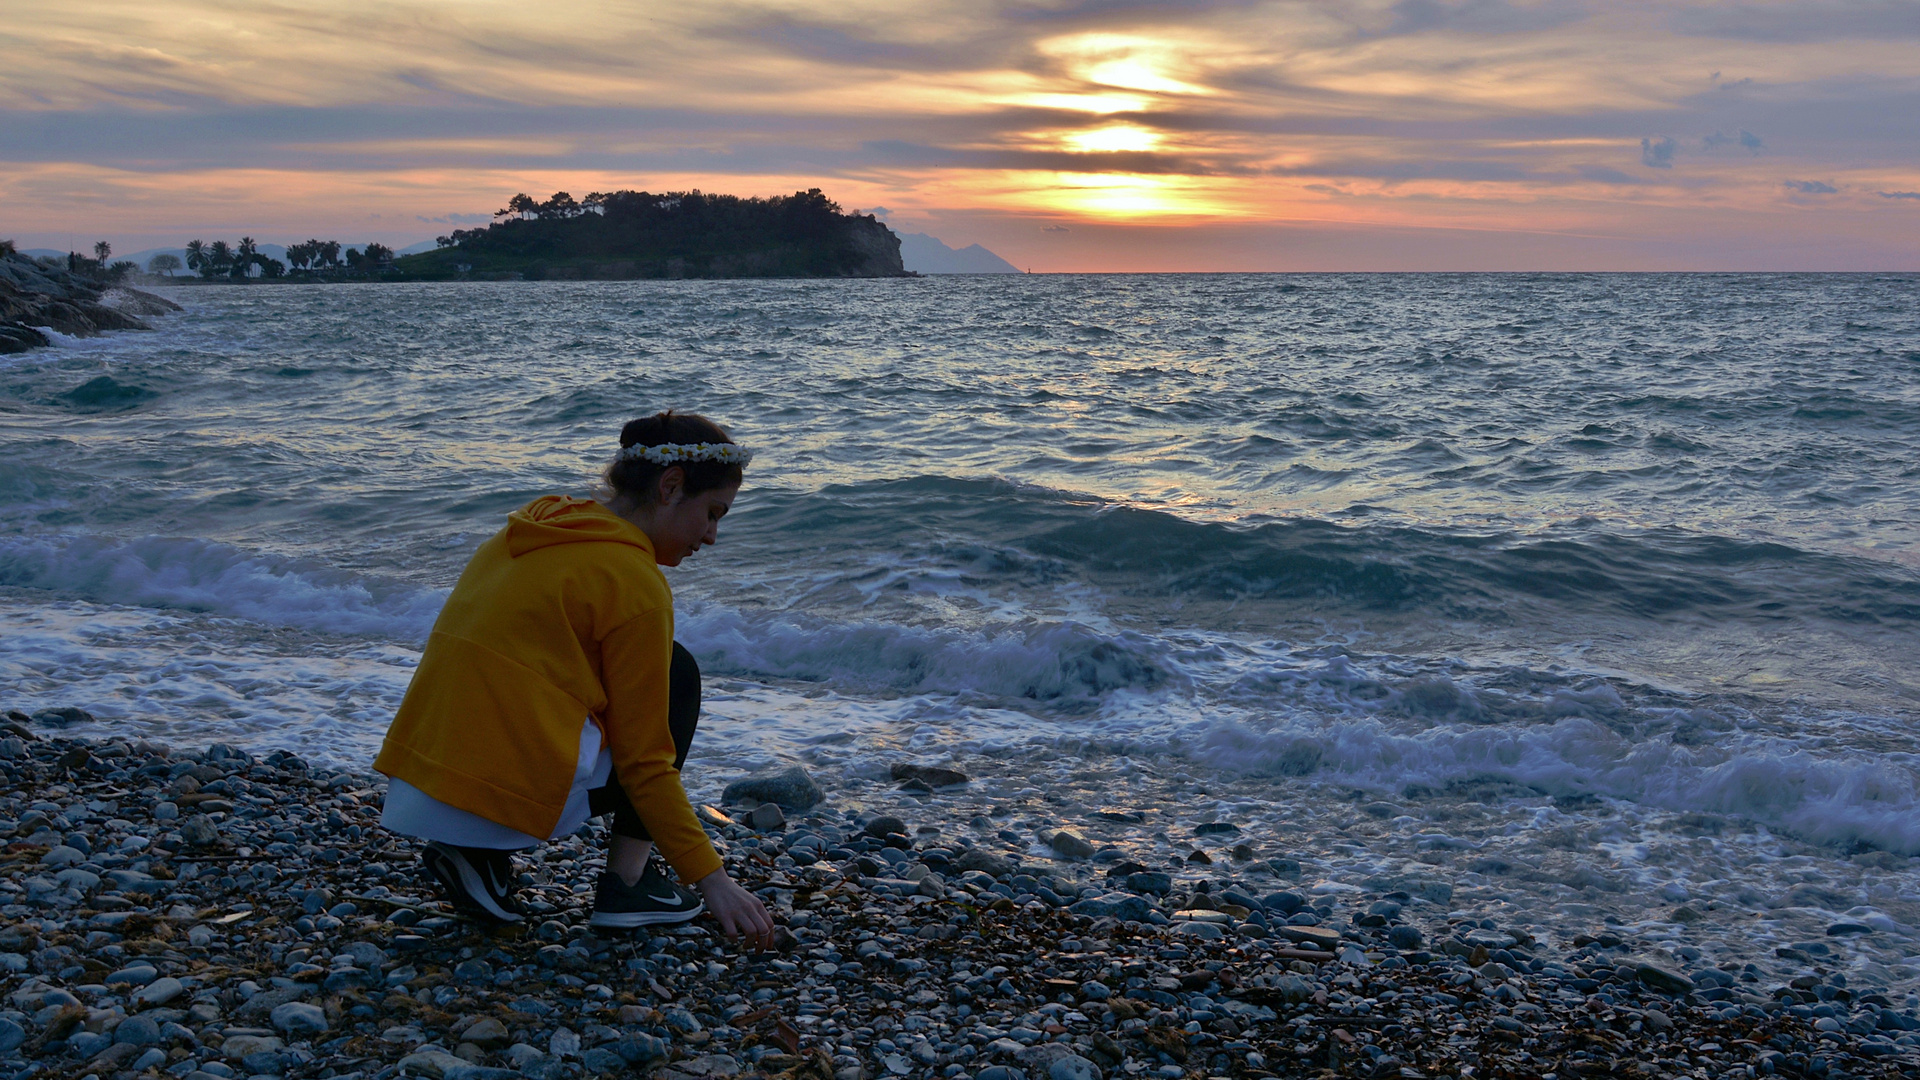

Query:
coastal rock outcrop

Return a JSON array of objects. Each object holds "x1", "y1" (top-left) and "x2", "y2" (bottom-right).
[{"x1": 0, "y1": 253, "x2": 180, "y2": 353}]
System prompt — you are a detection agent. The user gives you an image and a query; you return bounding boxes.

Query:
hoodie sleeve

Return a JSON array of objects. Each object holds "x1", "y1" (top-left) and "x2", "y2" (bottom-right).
[{"x1": 598, "y1": 606, "x2": 723, "y2": 883}]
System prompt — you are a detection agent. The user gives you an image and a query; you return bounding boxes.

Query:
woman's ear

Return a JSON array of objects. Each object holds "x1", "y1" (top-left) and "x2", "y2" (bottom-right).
[{"x1": 656, "y1": 465, "x2": 686, "y2": 506}]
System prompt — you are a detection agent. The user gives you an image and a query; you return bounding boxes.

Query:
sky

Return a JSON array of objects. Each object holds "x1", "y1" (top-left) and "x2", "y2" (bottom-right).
[{"x1": 3, "y1": 1, "x2": 1919, "y2": 271}]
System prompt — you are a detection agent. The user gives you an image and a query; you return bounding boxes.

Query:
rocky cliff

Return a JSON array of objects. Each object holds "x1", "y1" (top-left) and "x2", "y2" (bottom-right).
[{"x1": 0, "y1": 255, "x2": 182, "y2": 354}]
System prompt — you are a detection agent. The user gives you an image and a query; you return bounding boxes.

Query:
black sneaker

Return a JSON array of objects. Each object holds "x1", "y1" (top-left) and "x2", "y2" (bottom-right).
[
  {"x1": 589, "y1": 854, "x2": 705, "y2": 929},
  {"x1": 422, "y1": 841, "x2": 524, "y2": 924}
]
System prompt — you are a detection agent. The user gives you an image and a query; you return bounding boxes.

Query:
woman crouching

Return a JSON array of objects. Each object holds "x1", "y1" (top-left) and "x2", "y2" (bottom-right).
[{"x1": 374, "y1": 411, "x2": 773, "y2": 948}]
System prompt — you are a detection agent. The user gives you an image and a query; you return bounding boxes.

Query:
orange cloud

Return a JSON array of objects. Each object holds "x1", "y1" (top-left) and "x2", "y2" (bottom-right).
[{"x1": 3, "y1": 1, "x2": 1918, "y2": 268}]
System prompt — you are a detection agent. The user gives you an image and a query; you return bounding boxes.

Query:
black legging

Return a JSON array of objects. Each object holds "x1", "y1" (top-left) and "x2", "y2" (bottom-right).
[{"x1": 585, "y1": 641, "x2": 699, "y2": 840}]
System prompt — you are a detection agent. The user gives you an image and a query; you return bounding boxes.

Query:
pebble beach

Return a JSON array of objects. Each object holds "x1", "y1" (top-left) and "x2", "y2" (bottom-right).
[{"x1": 4, "y1": 717, "x2": 1918, "y2": 1080}]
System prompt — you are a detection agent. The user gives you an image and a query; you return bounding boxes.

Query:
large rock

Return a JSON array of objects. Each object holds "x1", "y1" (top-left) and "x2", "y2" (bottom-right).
[
  {"x1": 954, "y1": 848, "x2": 1015, "y2": 879},
  {"x1": 1124, "y1": 872, "x2": 1172, "y2": 896},
  {"x1": 0, "y1": 254, "x2": 176, "y2": 354},
  {"x1": 863, "y1": 814, "x2": 908, "y2": 839},
  {"x1": 0, "y1": 323, "x2": 48, "y2": 354},
  {"x1": 722, "y1": 765, "x2": 824, "y2": 810},
  {"x1": 1048, "y1": 830, "x2": 1096, "y2": 860},
  {"x1": 1635, "y1": 963, "x2": 1694, "y2": 995},
  {"x1": 101, "y1": 288, "x2": 183, "y2": 317},
  {"x1": 891, "y1": 763, "x2": 969, "y2": 788}
]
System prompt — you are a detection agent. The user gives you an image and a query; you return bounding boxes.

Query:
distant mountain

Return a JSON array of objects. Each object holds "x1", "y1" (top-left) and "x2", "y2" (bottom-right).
[{"x1": 893, "y1": 232, "x2": 1020, "y2": 274}]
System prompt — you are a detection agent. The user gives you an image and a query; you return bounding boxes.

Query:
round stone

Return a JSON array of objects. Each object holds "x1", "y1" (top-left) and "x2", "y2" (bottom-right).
[
  {"x1": 269, "y1": 1001, "x2": 329, "y2": 1036},
  {"x1": 134, "y1": 976, "x2": 186, "y2": 1006},
  {"x1": 1049, "y1": 1054, "x2": 1103, "y2": 1080},
  {"x1": 113, "y1": 1016, "x2": 163, "y2": 1046},
  {"x1": 105, "y1": 964, "x2": 159, "y2": 986}
]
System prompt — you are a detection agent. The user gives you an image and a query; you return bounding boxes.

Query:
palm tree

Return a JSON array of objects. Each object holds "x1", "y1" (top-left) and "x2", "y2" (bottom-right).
[
  {"x1": 185, "y1": 240, "x2": 207, "y2": 275},
  {"x1": 286, "y1": 243, "x2": 311, "y2": 273},
  {"x1": 231, "y1": 237, "x2": 258, "y2": 279},
  {"x1": 318, "y1": 240, "x2": 341, "y2": 271},
  {"x1": 207, "y1": 240, "x2": 233, "y2": 279},
  {"x1": 93, "y1": 241, "x2": 111, "y2": 264}
]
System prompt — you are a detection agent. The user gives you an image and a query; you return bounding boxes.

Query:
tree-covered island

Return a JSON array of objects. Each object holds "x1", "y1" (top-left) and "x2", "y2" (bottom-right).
[{"x1": 397, "y1": 188, "x2": 908, "y2": 280}]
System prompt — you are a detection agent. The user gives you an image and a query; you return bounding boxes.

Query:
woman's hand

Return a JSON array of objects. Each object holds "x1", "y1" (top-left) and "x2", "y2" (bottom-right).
[{"x1": 695, "y1": 868, "x2": 776, "y2": 950}]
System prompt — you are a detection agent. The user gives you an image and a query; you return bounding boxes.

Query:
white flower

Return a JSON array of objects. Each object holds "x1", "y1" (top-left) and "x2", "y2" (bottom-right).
[{"x1": 617, "y1": 442, "x2": 754, "y2": 466}]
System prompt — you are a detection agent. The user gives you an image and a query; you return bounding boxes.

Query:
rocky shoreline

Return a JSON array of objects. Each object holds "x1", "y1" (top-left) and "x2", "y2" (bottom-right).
[
  {"x1": 2, "y1": 721, "x2": 1916, "y2": 1080},
  {"x1": 0, "y1": 255, "x2": 180, "y2": 354}
]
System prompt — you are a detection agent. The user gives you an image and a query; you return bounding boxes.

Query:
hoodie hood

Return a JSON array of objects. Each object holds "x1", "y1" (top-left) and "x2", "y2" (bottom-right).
[{"x1": 505, "y1": 495, "x2": 655, "y2": 558}]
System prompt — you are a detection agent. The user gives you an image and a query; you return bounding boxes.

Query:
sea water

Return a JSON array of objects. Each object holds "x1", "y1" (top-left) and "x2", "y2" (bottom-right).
[{"x1": 3, "y1": 274, "x2": 1918, "y2": 986}]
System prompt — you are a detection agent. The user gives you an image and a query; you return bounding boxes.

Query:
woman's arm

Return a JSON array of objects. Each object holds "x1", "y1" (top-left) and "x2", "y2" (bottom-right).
[
  {"x1": 600, "y1": 608, "x2": 774, "y2": 947},
  {"x1": 599, "y1": 608, "x2": 723, "y2": 882}
]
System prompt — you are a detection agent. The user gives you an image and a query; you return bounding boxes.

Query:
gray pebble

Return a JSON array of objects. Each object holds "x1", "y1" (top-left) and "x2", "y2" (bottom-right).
[
  {"x1": 269, "y1": 1001, "x2": 329, "y2": 1035},
  {"x1": 864, "y1": 814, "x2": 907, "y2": 838},
  {"x1": 610, "y1": 1034, "x2": 668, "y2": 1064},
  {"x1": 106, "y1": 963, "x2": 159, "y2": 986},
  {"x1": 113, "y1": 1016, "x2": 163, "y2": 1046},
  {"x1": 1048, "y1": 1055, "x2": 1102, "y2": 1080},
  {"x1": 68, "y1": 1030, "x2": 113, "y2": 1057}
]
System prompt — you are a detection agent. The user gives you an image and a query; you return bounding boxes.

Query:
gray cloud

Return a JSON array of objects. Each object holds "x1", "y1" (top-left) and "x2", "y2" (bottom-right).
[
  {"x1": 1701, "y1": 129, "x2": 1763, "y2": 153},
  {"x1": 1672, "y1": 2, "x2": 1920, "y2": 43},
  {"x1": 1267, "y1": 157, "x2": 1532, "y2": 182},
  {"x1": 1641, "y1": 136, "x2": 1677, "y2": 168},
  {"x1": 1876, "y1": 190, "x2": 1920, "y2": 200},
  {"x1": 725, "y1": 16, "x2": 1020, "y2": 73},
  {"x1": 1572, "y1": 164, "x2": 1648, "y2": 185},
  {"x1": 1782, "y1": 179, "x2": 1838, "y2": 194},
  {"x1": 1376, "y1": 0, "x2": 1591, "y2": 37}
]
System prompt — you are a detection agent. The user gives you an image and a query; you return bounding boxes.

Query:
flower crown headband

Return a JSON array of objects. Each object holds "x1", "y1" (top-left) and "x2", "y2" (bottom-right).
[{"x1": 617, "y1": 441, "x2": 754, "y2": 467}]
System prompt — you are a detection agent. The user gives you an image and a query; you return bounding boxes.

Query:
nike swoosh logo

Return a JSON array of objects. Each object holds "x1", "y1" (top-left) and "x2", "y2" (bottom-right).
[
  {"x1": 647, "y1": 891, "x2": 684, "y2": 905},
  {"x1": 486, "y1": 864, "x2": 508, "y2": 896}
]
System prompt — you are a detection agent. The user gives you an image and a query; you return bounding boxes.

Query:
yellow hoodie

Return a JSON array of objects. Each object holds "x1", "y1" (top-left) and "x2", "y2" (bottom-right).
[{"x1": 374, "y1": 495, "x2": 720, "y2": 882}]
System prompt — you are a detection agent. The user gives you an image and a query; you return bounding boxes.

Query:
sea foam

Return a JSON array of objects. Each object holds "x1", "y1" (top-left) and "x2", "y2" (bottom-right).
[{"x1": 0, "y1": 534, "x2": 444, "y2": 640}]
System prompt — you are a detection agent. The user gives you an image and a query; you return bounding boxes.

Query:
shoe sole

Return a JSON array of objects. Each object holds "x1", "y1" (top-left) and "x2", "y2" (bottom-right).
[
  {"x1": 423, "y1": 843, "x2": 524, "y2": 924},
  {"x1": 588, "y1": 899, "x2": 707, "y2": 929}
]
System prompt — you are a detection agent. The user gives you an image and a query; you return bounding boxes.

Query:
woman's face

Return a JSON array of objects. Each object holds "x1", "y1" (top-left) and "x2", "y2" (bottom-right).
[{"x1": 648, "y1": 479, "x2": 740, "y2": 566}]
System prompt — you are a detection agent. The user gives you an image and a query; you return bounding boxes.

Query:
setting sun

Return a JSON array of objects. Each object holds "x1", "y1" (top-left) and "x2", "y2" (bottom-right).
[{"x1": 1062, "y1": 125, "x2": 1164, "y2": 154}]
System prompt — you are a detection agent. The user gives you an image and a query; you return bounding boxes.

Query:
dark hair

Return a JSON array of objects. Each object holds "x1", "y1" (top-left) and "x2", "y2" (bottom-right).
[{"x1": 605, "y1": 411, "x2": 743, "y2": 502}]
